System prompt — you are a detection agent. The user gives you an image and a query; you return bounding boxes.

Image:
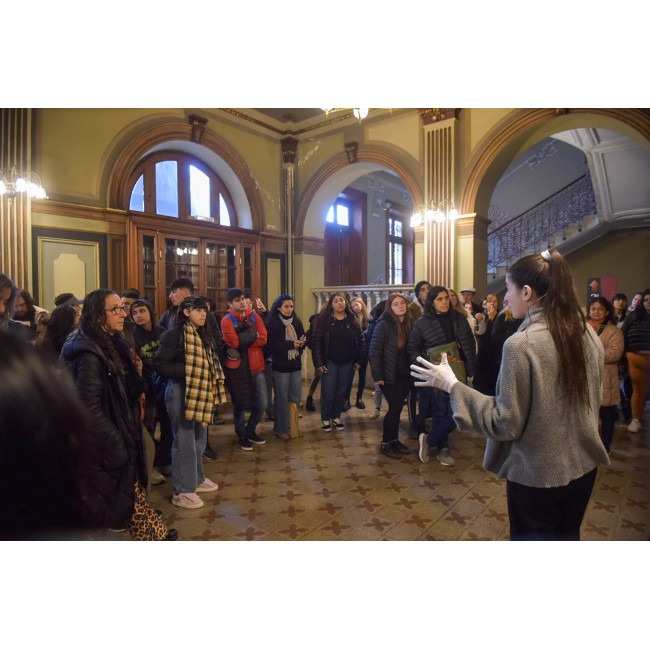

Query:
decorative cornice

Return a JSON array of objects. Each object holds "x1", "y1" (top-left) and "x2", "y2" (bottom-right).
[{"x1": 418, "y1": 108, "x2": 460, "y2": 125}]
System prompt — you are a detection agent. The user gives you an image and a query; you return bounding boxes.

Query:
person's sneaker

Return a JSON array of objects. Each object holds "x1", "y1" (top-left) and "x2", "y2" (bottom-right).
[
  {"x1": 172, "y1": 492, "x2": 204, "y2": 509},
  {"x1": 418, "y1": 433, "x2": 430, "y2": 463},
  {"x1": 306, "y1": 396, "x2": 316, "y2": 412},
  {"x1": 332, "y1": 418, "x2": 344, "y2": 430},
  {"x1": 628, "y1": 418, "x2": 641, "y2": 433},
  {"x1": 247, "y1": 432, "x2": 266, "y2": 445},
  {"x1": 342, "y1": 399, "x2": 351, "y2": 412},
  {"x1": 109, "y1": 527, "x2": 128, "y2": 533},
  {"x1": 355, "y1": 398, "x2": 366, "y2": 409},
  {"x1": 394, "y1": 440, "x2": 411, "y2": 454},
  {"x1": 151, "y1": 468, "x2": 166, "y2": 485},
  {"x1": 239, "y1": 437, "x2": 253, "y2": 451},
  {"x1": 321, "y1": 420, "x2": 332, "y2": 432},
  {"x1": 196, "y1": 478, "x2": 219, "y2": 493},
  {"x1": 380, "y1": 441, "x2": 402, "y2": 460},
  {"x1": 368, "y1": 409, "x2": 381, "y2": 419},
  {"x1": 203, "y1": 443, "x2": 217, "y2": 460},
  {"x1": 273, "y1": 431, "x2": 290, "y2": 441},
  {"x1": 436, "y1": 447, "x2": 455, "y2": 466}
]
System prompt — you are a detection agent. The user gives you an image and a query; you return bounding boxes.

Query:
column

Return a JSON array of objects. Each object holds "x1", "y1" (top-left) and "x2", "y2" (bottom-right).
[
  {"x1": 281, "y1": 137, "x2": 299, "y2": 297},
  {"x1": 1, "y1": 108, "x2": 33, "y2": 290}
]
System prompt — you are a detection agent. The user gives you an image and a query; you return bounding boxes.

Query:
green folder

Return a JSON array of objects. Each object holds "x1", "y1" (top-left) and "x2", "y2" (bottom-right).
[{"x1": 425, "y1": 341, "x2": 467, "y2": 385}]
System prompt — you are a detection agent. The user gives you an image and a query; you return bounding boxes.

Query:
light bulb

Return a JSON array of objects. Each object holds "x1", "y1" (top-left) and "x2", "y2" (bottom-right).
[{"x1": 353, "y1": 108, "x2": 369, "y2": 121}]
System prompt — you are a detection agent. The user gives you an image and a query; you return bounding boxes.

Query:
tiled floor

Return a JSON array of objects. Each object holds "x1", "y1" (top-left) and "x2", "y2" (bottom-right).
[{"x1": 142, "y1": 384, "x2": 650, "y2": 542}]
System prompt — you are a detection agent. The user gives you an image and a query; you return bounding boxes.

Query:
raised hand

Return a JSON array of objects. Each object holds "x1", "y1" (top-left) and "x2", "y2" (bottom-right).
[{"x1": 410, "y1": 353, "x2": 458, "y2": 393}]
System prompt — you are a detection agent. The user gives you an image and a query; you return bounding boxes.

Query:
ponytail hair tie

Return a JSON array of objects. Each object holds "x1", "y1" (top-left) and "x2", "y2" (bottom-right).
[{"x1": 541, "y1": 249, "x2": 552, "y2": 262}]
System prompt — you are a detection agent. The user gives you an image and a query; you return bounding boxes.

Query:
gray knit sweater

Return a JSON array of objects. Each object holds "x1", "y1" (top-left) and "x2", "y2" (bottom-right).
[{"x1": 449, "y1": 307, "x2": 610, "y2": 488}]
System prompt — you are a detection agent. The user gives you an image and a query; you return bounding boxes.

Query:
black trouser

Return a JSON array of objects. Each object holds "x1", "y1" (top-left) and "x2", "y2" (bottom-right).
[
  {"x1": 380, "y1": 377, "x2": 410, "y2": 444},
  {"x1": 506, "y1": 468, "x2": 597, "y2": 541},
  {"x1": 599, "y1": 405, "x2": 618, "y2": 452}
]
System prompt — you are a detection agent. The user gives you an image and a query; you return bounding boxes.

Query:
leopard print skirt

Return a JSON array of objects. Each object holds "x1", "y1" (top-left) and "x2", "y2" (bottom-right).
[{"x1": 129, "y1": 482, "x2": 169, "y2": 541}]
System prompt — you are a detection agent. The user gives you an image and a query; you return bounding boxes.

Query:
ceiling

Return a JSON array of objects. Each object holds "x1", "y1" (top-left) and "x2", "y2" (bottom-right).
[{"x1": 252, "y1": 108, "x2": 325, "y2": 123}]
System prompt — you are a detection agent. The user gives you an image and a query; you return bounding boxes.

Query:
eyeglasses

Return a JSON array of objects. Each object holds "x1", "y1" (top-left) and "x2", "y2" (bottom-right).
[{"x1": 105, "y1": 305, "x2": 128, "y2": 315}]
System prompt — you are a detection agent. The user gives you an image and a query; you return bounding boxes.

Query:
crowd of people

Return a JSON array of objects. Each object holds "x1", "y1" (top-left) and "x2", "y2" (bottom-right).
[{"x1": 1, "y1": 261, "x2": 648, "y2": 541}]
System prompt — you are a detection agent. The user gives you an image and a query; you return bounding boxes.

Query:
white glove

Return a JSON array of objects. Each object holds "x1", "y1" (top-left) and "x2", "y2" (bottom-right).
[{"x1": 410, "y1": 353, "x2": 458, "y2": 393}]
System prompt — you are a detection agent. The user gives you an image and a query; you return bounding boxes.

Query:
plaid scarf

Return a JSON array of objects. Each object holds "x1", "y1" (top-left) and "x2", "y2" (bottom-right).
[
  {"x1": 183, "y1": 322, "x2": 227, "y2": 424},
  {"x1": 279, "y1": 314, "x2": 299, "y2": 361}
]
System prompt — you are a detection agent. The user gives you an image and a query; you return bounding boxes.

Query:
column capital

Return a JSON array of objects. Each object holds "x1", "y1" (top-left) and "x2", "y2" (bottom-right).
[
  {"x1": 281, "y1": 137, "x2": 299, "y2": 165},
  {"x1": 418, "y1": 108, "x2": 460, "y2": 125}
]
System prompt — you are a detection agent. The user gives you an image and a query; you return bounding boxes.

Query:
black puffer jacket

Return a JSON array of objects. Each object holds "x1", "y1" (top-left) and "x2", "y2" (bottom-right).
[
  {"x1": 61, "y1": 329, "x2": 146, "y2": 529},
  {"x1": 407, "y1": 309, "x2": 477, "y2": 378},
  {"x1": 368, "y1": 313, "x2": 410, "y2": 385},
  {"x1": 311, "y1": 313, "x2": 365, "y2": 369}
]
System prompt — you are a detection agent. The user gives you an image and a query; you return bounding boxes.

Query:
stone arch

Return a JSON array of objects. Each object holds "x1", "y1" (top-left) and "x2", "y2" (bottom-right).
[
  {"x1": 105, "y1": 117, "x2": 265, "y2": 230},
  {"x1": 296, "y1": 145, "x2": 423, "y2": 238},
  {"x1": 460, "y1": 108, "x2": 650, "y2": 219}
]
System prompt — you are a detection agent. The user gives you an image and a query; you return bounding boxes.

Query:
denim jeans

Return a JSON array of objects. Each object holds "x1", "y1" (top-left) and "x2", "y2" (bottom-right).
[
  {"x1": 272, "y1": 369, "x2": 303, "y2": 434},
  {"x1": 165, "y1": 381, "x2": 207, "y2": 494},
  {"x1": 320, "y1": 360, "x2": 355, "y2": 421},
  {"x1": 420, "y1": 387, "x2": 456, "y2": 450},
  {"x1": 233, "y1": 370, "x2": 268, "y2": 438}
]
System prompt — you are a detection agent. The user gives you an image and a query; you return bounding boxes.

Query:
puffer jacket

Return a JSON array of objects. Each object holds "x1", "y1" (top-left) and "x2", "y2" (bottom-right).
[
  {"x1": 596, "y1": 322, "x2": 624, "y2": 406},
  {"x1": 61, "y1": 329, "x2": 146, "y2": 529},
  {"x1": 266, "y1": 312, "x2": 306, "y2": 373},
  {"x1": 407, "y1": 309, "x2": 477, "y2": 378},
  {"x1": 368, "y1": 313, "x2": 409, "y2": 385}
]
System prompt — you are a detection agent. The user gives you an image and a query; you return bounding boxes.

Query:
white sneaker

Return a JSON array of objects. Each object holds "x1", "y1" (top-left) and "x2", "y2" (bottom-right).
[
  {"x1": 368, "y1": 409, "x2": 381, "y2": 419},
  {"x1": 436, "y1": 447, "x2": 455, "y2": 466},
  {"x1": 151, "y1": 468, "x2": 166, "y2": 485},
  {"x1": 418, "y1": 433, "x2": 430, "y2": 463},
  {"x1": 172, "y1": 492, "x2": 204, "y2": 509},
  {"x1": 196, "y1": 478, "x2": 219, "y2": 493},
  {"x1": 628, "y1": 418, "x2": 641, "y2": 433}
]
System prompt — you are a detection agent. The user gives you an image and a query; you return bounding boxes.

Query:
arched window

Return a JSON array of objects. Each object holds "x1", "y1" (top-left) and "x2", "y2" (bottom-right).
[{"x1": 127, "y1": 151, "x2": 237, "y2": 227}]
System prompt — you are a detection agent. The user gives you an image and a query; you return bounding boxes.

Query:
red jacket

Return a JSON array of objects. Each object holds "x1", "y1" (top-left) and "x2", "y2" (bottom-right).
[{"x1": 220, "y1": 308, "x2": 267, "y2": 373}]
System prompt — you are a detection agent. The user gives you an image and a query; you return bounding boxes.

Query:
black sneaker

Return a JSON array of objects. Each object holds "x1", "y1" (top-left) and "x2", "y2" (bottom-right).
[
  {"x1": 306, "y1": 396, "x2": 316, "y2": 412},
  {"x1": 394, "y1": 440, "x2": 411, "y2": 454},
  {"x1": 203, "y1": 443, "x2": 217, "y2": 460},
  {"x1": 355, "y1": 398, "x2": 366, "y2": 409},
  {"x1": 342, "y1": 399, "x2": 351, "y2": 412},
  {"x1": 247, "y1": 432, "x2": 266, "y2": 445},
  {"x1": 331, "y1": 418, "x2": 344, "y2": 431},
  {"x1": 380, "y1": 441, "x2": 402, "y2": 460},
  {"x1": 239, "y1": 437, "x2": 253, "y2": 451},
  {"x1": 321, "y1": 420, "x2": 332, "y2": 432}
]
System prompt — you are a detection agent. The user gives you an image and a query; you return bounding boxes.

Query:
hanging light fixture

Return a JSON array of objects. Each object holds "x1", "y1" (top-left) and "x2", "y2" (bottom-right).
[
  {"x1": 410, "y1": 200, "x2": 458, "y2": 228},
  {"x1": 321, "y1": 108, "x2": 375, "y2": 123},
  {"x1": 0, "y1": 165, "x2": 48, "y2": 200}
]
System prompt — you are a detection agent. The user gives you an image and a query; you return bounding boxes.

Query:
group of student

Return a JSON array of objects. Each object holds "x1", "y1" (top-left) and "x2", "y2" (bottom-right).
[{"x1": 1, "y1": 254, "x2": 649, "y2": 541}]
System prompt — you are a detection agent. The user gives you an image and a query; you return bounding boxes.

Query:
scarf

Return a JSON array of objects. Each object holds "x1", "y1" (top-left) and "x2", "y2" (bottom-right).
[
  {"x1": 279, "y1": 314, "x2": 299, "y2": 361},
  {"x1": 183, "y1": 322, "x2": 227, "y2": 424}
]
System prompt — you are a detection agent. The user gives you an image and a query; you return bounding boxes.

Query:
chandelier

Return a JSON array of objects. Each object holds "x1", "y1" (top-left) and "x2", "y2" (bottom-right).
[
  {"x1": 410, "y1": 200, "x2": 458, "y2": 228},
  {"x1": 321, "y1": 108, "x2": 371, "y2": 123},
  {"x1": 0, "y1": 165, "x2": 48, "y2": 199}
]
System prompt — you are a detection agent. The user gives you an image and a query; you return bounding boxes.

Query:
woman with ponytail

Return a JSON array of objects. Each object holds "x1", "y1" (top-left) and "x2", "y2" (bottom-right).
[{"x1": 411, "y1": 250, "x2": 609, "y2": 540}]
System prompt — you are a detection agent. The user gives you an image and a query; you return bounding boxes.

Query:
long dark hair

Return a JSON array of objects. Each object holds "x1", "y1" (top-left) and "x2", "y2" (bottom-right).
[
  {"x1": 0, "y1": 329, "x2": 87, "y2": 539},
  {"x1": 79, "y1": 289, "x2": 127, "y2": 373},
  {"x1": 177, "y1": 295, "x2": 216, "y2": 351},
  {"x1": 43, "y1": 305, "x2": 78, "y2": 356},
  {"x1": 423, "y1": 285, "x2": 448, "y2": 316},
  {"x1": 317, "y1": 293, "x2": 356, "y2": 329},
  {"x1": 0, "y1": 273, "x2": 18, "y2": 327},
  {"x1": 508, "y1": 249, "x2": 589, "y2": 408}
]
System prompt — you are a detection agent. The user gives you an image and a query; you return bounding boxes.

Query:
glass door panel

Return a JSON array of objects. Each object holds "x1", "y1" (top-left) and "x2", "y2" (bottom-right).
[{"x1": 164, "y1": 238, "x2": 200, "y2": 295}]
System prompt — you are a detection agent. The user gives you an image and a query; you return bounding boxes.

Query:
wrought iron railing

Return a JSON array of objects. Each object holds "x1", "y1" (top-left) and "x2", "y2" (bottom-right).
[{"x1": 487, "y1": 174, "x2": 598, "y2": 274}]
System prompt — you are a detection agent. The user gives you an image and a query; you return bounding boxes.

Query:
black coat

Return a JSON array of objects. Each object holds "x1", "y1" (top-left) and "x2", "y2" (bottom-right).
[
  {"x1": 266, "y1": 312, "x2": 306, "y2": 373},
  {"x1": 311, "y1": 313, "x2": 365, "y2": 369},
  {"x1": 61, "y1": 329, "x2": 146, "y2": 529},
  {"x1": 407, "y1": 309, "x2": 477, "y2": 378},
  {"x1": 368, "y1": 313, "x2": 410, "y2": 385}
]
